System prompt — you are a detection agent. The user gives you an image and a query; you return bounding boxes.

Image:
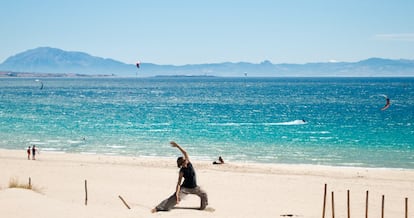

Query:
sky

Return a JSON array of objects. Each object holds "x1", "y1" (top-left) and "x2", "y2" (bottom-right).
[{"x1": 1, "y1": 0, "x2": 414, "y2": 65}]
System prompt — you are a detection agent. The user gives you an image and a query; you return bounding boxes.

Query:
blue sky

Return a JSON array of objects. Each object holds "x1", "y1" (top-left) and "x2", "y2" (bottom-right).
[{"x1": 1, "y1": 0, "x2": 413, "y2": 65}]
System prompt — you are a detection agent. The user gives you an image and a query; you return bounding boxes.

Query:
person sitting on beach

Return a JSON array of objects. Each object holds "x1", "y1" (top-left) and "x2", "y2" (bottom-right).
[
  {"x1": 151, "y1": 141, "x2": 208, "y2": 212},
  {"x1": 213, "y1": 156, "x2": 224, "y2": 165},
  {"x1": 27, "y1": 146, "x2": 31, "y2": 160}
]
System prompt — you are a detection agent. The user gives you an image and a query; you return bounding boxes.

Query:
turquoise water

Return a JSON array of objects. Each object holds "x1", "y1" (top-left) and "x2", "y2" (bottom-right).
[{"x1": 0, "y1": 77, "x2": 413, "y2": 168}]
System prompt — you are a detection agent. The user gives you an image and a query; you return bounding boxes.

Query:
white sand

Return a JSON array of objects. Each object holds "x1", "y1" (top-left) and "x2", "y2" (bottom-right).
[{"x1": 1, "y1": 148, "x2": 413, "y2": 218}]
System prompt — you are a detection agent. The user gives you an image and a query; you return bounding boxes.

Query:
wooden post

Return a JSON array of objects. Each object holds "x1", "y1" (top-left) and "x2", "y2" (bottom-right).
[
  {"x1": 331, "y1": 191, "x2": 335, "y2": 218},
  {"x1": 381, "y1": 195, "x2": 384, "y2": 218},
  {"x1": 322, "y1": 184, "x2": 327, "y2": 218},
  {"x1": 28, "y1": 177, "x2": 32, "y2": 189},
  {"x1": 118, "y1": 195, "x2": 131, "y2": 209},
  {"x1": 365, "y1": 190, "x2": 369, "y2": 218},
  {"x1": 347, "y1": 190, "x2": 350, "y2": 218},
  {"x1": 84, "y1": 180, "x2": 88, "y2": 206},
  {"x1": 406, "y1": 198, "x2": 408, "y2": 218}
]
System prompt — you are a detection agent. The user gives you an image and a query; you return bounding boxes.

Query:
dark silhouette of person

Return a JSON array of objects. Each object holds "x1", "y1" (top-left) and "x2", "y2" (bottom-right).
[{"x1": 213, "y1": 156, "x2": 224, "y2": 165}]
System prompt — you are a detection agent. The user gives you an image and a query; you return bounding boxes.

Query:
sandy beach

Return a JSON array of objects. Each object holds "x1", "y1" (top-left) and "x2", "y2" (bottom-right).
[{"x1": 0, "y1": 148, "x2": 413, "y2": 218}]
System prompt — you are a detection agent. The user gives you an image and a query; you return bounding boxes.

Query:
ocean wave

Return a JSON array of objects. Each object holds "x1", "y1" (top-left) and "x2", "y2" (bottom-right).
[
  {"x1": 208, "y1": 120, "x2": 307, "y2": 126},
  {"x1": 273, "y1": 120, "x2": 307, "y2": 126}
]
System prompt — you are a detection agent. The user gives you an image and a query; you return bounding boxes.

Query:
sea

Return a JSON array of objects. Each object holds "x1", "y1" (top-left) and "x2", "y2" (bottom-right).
[{"x1": 0, "y1": 77, "x2": 413, "y2": 169}]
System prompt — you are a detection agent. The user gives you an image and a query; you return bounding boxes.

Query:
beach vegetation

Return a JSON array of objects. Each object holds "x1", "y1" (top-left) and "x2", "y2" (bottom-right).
[{"x1": 8, "y1": 177, "x2": 42, "y2": 193}]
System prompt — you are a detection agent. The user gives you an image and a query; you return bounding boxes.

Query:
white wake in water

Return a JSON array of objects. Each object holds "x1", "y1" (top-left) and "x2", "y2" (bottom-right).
[
  {"x1": 274, "y1": 120, "x2": 307, "y2": 126},
  {"x1": 208, "y1": 120, "x2": 307, "y2": 126}
]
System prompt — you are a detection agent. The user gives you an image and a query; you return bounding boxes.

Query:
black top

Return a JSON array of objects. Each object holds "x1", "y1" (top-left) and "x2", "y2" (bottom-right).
[{"x1": 180, "y1": 162, "x2": 197, "y2": 188}]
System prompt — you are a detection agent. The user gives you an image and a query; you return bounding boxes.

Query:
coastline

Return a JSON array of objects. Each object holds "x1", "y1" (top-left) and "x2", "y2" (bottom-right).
[{"x1": 1, "y1": 148, "x2": 413, "y2": 218}]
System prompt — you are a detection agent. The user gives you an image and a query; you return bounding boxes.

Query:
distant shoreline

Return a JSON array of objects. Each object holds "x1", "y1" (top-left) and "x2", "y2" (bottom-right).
[
  {"x1": 2, "y1": 71, "x2": 414, "y2": 78},
  {"x1": 0, "y1": 71, "x2": 115, "y2": 78},
  {"x1": 0, "y1": 72, "x2": 217, "y2": 78}
]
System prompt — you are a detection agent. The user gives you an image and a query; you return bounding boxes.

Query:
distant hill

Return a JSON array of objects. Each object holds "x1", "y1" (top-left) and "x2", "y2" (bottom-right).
[
  {"x1": 1, "y1": 47, "x2": 414, "y2": 77},
  {"x1": 0, "y1": 47, "x2": 134, "y2": 76}
]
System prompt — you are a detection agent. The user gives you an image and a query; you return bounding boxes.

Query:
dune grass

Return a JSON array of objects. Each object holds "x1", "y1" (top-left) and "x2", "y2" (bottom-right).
[{"x1": 8, "y1": 177, "x2": 42, "y2": 193}]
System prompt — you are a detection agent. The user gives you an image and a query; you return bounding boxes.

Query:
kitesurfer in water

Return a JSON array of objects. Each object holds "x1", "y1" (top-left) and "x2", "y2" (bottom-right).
[
  {"x1": 35, "y1": 79, "x2": 43, "y2": 90},
  {"x1": 381, "y1": 96, "x2": 391, "y2": 111}
]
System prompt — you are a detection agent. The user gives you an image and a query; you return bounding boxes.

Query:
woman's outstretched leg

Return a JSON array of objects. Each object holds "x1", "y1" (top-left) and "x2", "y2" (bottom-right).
[{"x1": 152, "y1": 193, "x2": 177, "y2": 212}]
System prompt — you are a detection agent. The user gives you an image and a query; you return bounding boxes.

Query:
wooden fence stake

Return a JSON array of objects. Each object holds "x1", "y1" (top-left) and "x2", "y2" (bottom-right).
[
  {"x1": 381, "y1": 195, "x2": 384, "y2": 218},
  {"x1": 322, "y1": 184, "x2": 327, "y2": 218},
  {"x1": 365, "y1": 190, "x2": 369, "y2": 218},
  {"x1": 331, "y1": 191, "x2": 335, "y2": 218},
  {"x1": 84, "y1": 180, "x2": 88, "y2": 206},
  {"x1": 406, "y1": 197, "x2": 408, "y2": 218},
  {"x1": 347, "y1": 190, "x2": 350, "y2": 218},
  {"x1": 28, "y1": 177, "x2": 32, "y2": 189},
  {"x1": 119, "y1": 195, "x2": 131, "y2": 209}
]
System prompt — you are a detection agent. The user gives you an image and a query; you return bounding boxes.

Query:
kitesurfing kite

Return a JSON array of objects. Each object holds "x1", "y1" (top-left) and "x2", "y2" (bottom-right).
[
  {"x1": 35, "y1": 79, "x2": 43, "y2": 90},
  {"x1": 381, "y1": 95, "x2": 391, "y2": 111}
]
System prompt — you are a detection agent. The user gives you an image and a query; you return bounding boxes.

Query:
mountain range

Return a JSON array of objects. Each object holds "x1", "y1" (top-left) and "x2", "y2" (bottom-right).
[{"x1": 1, "y1": 47, "x2": 414, "y2": 77}]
